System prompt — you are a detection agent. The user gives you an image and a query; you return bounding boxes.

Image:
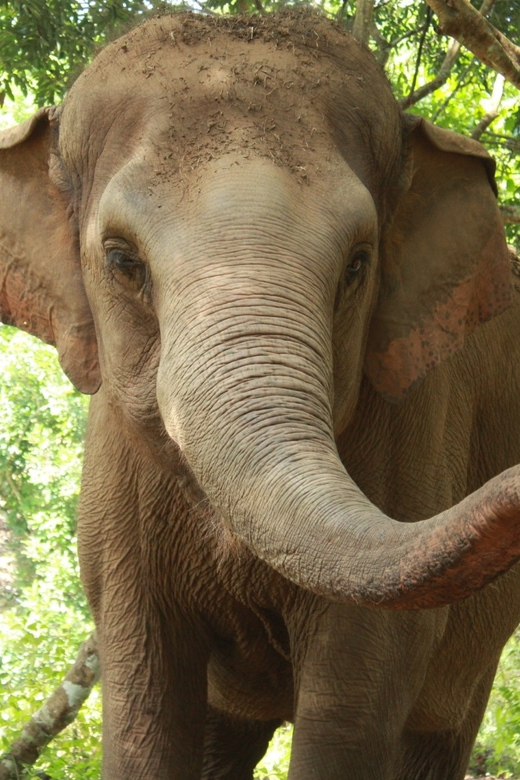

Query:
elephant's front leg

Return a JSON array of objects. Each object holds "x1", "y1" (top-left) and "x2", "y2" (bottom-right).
[
  {"x1": 84, "y1": 536, "x2": 210, "y2": 779},
  {"x1": 99, "y1": 602, "x2": 210, "y2": 780},
  {"x1": 78, "y1": 395, "x2": 210, "y2": 779},
  {"x1": 287, "y1": 601, "x2": 439, "y2": 780}
]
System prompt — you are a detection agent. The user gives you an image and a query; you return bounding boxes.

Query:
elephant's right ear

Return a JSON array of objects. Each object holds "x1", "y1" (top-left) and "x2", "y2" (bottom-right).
[
  {"x1": 365, "y1": 116, "x2": 513, "y2": 402},
  {"x1": 0, "y1": 107, "x2": 100, "y2": 394}
]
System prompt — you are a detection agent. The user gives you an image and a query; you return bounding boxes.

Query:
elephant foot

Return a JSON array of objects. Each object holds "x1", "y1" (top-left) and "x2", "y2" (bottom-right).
[{"x1": 396, "y1": 728, "x2": 476, "y2": 780}]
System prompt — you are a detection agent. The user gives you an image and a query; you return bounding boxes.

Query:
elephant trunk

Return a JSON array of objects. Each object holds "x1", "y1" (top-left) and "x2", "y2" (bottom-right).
[{"x1": 155, "y1": 286, "x2": 520, "y2": 610}]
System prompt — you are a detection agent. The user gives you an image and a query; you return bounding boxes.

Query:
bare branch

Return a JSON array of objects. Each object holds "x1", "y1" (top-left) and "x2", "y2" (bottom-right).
[
  {"x1": 401, "y1": 0, "x2": 507, "y2": 109},
  {"x1": 352, "y1": 0, "x2": 375, "y2": 46},
  {"x1": 471, "y1": 72, "x2": 505, "y2": 139},
  {"x1": 372, "y1": 22, "x2": 427, "y2": 67},
  {"x1": 400, "y1": 37, "x2": 461, "y2": 109},
  {"x1": 479, "y1": 0, "x2": 496, "y2": 15},
  {"x1": 481, "y1": 131, "x2": 520, "y2": 154},
  {"x1": 431, "y1": 57, "x2": 475, "y2": 121},
  {"x1": 408, "y1": 6, "x2": 433, "y2": 99},
  {"x1": 0, "y1": 634, "x2": 100, "y2": 780},
  {"x1": 336, "y1": 0, "x2": 350, "y2": 24},
  {"x1": 426, "y1": 0, "x2": 520, "y2": 89},
  {"x1": 390, "y1": 25, "x2": 430, "y2": 50}
]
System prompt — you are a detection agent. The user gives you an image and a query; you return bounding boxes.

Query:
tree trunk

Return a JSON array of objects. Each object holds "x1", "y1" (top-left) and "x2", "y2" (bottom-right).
[
  {"x1": 426, "y1": 0, "x2": 520, "y2": 89},
  {"x1": 352, "y1": 0, "x2": 375, "y2": 46}
]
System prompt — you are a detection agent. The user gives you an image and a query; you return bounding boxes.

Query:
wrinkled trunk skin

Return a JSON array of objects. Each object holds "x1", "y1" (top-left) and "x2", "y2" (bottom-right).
[
  {"x1": 156, "y1": 273, "x2": 369, "y2": 588},
  {"x1": 154, "y1": 161, "x2": 379, "y2": 598},
  {"x1": 159, "y1": 313, "x2": 520, "y2": 607}
]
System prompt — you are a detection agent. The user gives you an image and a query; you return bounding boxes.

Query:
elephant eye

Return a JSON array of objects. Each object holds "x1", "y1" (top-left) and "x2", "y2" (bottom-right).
[
  {"x1": 106, "y1": 246, "x2": 149, "y2": 292},
  {"x1": 346, "y1": 250, "x2": 370, "y2": 283},
  {"x1": 335, "y1": 248, "x2": 371, "y2": 312}
]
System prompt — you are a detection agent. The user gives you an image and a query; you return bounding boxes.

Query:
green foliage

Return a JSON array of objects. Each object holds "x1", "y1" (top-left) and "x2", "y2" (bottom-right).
[
  {"x1": 470, "y1": 631, "x2": 520, "y2": 778},
  {"x1": 0, "y1": 326, "x2": 88, "y2": 595},
  {"x1": 0, "y1": 603, "x2": 102, "y2": 779},
  {"x1": 0, "y1": 326, "x2": 100, "y2": 777},
  {"x1": 0, "y1": 0, "x2": 151, "y2": 105},
  {"x1": 255, "y1": 725, "x2": 293, "y2": 778}
]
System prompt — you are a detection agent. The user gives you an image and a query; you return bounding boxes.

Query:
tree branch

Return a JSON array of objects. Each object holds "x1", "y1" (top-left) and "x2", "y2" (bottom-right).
[
  {"x1": 407, "y1": 6, "x2": 433, "y2": 99},
  {"x1": 336, "y1": 0, "x2": 350, "y2": 24},
  {"x1": 371, "y1": 23, "x2": 428, "y2": 68},
  {"x1": 0, "y1": 633, "x2": 100, "y2": 780},
  {"x1": 481, "y1": 131, "x2": 520, "y2": 154},
  {"x1": 471, "y1": 72, "x2": 505, "y2": 139},
  {"x1": 400, "y1": 36, "x2": 461, "y2": 109},
  {"x1": 431, "y1": 56, "x2": 475, "y2": 121},
  {"x1": 425, "y1": 0, "x2": 520, "y2": 89},
  {"x1": 352, "y1": 0, "x2": 375, "y2": 46}
]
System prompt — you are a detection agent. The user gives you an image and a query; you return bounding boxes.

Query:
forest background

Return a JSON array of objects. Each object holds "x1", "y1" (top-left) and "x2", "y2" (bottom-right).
[{"x1": 0, "y1": 0, "x2": 519, "y2": 778}]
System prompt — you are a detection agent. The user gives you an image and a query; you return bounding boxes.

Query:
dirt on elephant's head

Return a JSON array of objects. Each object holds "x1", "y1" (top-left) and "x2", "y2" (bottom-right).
[{"x1": 62, "y1": 10, "x2": 403, "y2": 201}]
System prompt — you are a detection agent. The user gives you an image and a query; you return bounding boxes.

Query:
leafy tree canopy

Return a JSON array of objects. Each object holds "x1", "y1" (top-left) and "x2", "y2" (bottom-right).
[{"x1": 0, "y1": 0, "x2": 149, "y2": 104}]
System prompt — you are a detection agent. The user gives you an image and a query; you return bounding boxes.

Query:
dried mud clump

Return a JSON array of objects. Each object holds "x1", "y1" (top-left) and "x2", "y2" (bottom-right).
[{"x1": 167, "y1": 10, "x2": 348, "y2": 54}]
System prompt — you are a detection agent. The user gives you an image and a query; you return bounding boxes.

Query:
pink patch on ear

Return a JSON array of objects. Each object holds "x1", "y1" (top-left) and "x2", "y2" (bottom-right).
[{"x1": 366, "y1": 251, "x2": 514, "y2": 402}]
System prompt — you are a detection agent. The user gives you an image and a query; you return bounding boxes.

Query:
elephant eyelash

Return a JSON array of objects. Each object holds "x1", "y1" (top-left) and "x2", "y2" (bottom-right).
[
  {"x1": 346, "y1": 250, "x2": 370, "y2": 280},
  {"x1": 105, "y1": 245, "x2": 150, "y2": 291},
  {"x1": 334, "y1": 249, "x2": 371, "y2": 312}
]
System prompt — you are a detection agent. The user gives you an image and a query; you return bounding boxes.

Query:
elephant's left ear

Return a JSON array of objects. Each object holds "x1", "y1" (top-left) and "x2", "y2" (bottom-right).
[
  {"x1": 0, "y1": 107, "x2": 100, "y2": 394},
  {"x1": 365, "y1": 115, "x2": 514, "y2": 402}
]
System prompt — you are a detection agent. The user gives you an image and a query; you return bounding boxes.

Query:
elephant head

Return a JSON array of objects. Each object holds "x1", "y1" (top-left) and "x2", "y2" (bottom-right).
[{"x1": 1, "y1": 12, "x2": 519, "y2": 609}]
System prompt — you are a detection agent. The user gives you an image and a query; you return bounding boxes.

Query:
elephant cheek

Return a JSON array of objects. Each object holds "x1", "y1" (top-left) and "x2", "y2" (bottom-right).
[
  {"x1": 332, "y1": 303, "x2": 377, "y2": 434},
  {"x1": 156, "y1": 379, "x2": 184, "y2": 448}
]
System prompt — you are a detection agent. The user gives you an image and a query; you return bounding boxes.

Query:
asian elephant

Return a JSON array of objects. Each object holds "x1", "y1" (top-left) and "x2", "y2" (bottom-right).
[{"x1": 2, "y1": 10, "x2": 520, "y2": 780}]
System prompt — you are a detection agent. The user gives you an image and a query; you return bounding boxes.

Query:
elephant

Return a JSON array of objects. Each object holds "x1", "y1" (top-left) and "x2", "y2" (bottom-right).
[{"x1": 2, "y1": 9, "x2": 520, "y2": 779}]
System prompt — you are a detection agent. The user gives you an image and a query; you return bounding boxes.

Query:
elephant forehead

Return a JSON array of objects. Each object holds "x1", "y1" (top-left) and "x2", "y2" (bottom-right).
[
  {"x1": 66, "y1": 42, "x2": 331, "y2": 182},
  {"x1": 61, "y1": 12, "x2": 402, "y2": 201}
]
